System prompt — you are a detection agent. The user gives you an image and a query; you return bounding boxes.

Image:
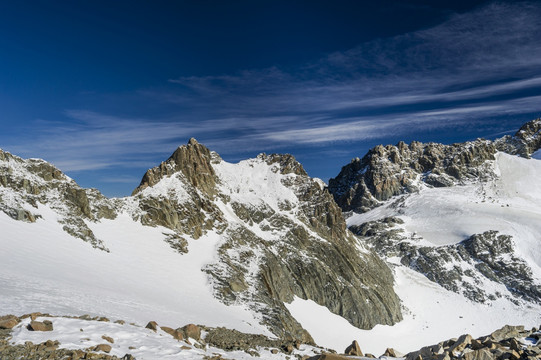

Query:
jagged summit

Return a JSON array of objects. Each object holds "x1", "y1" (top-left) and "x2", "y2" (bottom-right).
[
  {"x1": 132, "y1": 138, "x2": 310, "y2": 197},
  {"x1": 132, "y1": 138, "x2": 217, "y2": 196},
  {"x1": 125, "y1": 139, "x2": 402, "y2": 340},
  {"x1": 329, "y1": 118, "x2": 541, "y2": 213}
]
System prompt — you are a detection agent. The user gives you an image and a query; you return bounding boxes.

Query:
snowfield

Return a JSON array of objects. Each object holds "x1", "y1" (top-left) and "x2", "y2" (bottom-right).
[{"x1": 0, "y1": 208, "x2": 267, "y2": 336}]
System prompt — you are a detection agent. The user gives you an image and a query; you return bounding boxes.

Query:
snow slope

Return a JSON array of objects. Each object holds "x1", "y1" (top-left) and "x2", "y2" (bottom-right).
[
  {"x1": 286, "y1": 152, "x2": 541, "y2": 354},
  {"x1": 287, "y1": 266, "x2": 541, "y2": 355},
  {"x1": 0, "y1": 205, "x2": 267, "y2": 335}
]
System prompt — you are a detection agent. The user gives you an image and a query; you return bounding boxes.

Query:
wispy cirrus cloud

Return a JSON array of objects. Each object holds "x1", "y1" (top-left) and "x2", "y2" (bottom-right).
[{"x1": 5, "y1": 1, "x2": 541, "y2": 181}]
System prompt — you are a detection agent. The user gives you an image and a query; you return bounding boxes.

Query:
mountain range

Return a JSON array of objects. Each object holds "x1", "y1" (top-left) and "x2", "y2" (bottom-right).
[{"x1": 1, "y1": 118, "x2": 541, "y2": 359}]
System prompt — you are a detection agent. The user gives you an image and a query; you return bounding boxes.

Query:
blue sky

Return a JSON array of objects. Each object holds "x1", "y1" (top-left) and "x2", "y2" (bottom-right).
[{"x1": 1, "y1": 1, "x2": 541, "y2": 197}]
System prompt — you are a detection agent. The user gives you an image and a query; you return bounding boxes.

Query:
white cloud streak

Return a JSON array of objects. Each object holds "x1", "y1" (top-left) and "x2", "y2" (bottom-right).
[{"x1": 5, "y1": 1, "x2": 541, "y2": 174}]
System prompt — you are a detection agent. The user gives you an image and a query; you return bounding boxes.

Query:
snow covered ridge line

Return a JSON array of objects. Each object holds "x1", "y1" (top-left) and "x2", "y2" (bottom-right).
[
  {"x1": 328, "y1": 117, "x2": 541, "y2": 214},
  {"x1": 1, "y1": 314, "x2": 540, "y2": 360}
]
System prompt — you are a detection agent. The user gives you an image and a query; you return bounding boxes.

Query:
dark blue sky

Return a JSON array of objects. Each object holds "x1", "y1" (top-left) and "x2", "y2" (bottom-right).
[{"x1": 1, "y1": 1, "x2": 540, "y2": 197}]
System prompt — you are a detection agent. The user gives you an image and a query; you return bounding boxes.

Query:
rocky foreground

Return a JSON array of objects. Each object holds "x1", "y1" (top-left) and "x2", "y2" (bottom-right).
[{"x1": 1, "y1": 313, "x2": 540, "y2": 360}]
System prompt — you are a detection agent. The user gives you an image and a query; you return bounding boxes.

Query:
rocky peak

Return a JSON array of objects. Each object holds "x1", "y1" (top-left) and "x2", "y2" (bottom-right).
[
  {"x1": 123, "y1": 140, "x2": 402, "y2": 342},
  {"x1": 132, "y1": 138, "x2": 217, "y2": 196},
  {"x1": 495, "y1": 117, "x2": 541, "y2": 157},
  {"x1": 329, "y1": 139, "x2": 496, "y2": 213},
  {"x1": 329, "y1": 118, "x2": 541, "y2": 214}
]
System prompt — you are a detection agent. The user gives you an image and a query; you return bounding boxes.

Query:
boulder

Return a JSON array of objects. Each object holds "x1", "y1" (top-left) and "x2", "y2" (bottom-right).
[
  {"x1": 283, "y1": 343, "x2": 294, "y2": 354},
  {"x1": 491, "y1": 325, "x2": 524, "y2": 342},
  {"x1": 463, "y1": 349, "x2": 494, "y2": 360},
  {"x1": 0, "y1": 315, "x2": 19, "y2": 329},
  {"x1": 145, "y1": 321, "x2": 158, "y2": 331},
  {"x1": 28, "y1": 320, "x2": 53, "y2": 331},
  {"x1": 471, "y1": 339, "x2": 485, "y2": 350},
  {"x1": 344, "y1": 340, "x2": 363, "y2": 356},
  {"x1": 383, "y1": 348, "x2": 401, "y2": 357},
  {"x1": 508, "y1": 350, "x2": 521, "y2": 360},
  {"x1": 448, "y1": 334, "x2": 473, "y2": 354},
  {"x1": 101, "y1": 335, "x2": 114, "y2": 343},
  {"x1": 93, "y1": 344, "x2": 112, "y2": 353},
  {"x1": 509, "y1": 338, "x2": 522, "y2": 352},
  {"x1": 161, "y1": 326, "x2": 183, "y2": 340},
  {"x1": 182, "y1": 323, "x2": 201, "y2": 340},
  {"x1": 406, "y1": 345, "x2": 438, "y2": 360}
]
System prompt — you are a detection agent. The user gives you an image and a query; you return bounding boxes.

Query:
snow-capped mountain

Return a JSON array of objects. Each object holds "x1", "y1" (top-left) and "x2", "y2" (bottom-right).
[
  {"x1": 2, "y1": 119, "x2": 541, "y2": 358},
  {"x1": 328, "y1": 119, "x2": 541, "y2": 307},
  {"x1": 303, "y1": 118, "x2": 541, "y2": 352},
  {"x1": 0, "y1": 138, "x2": 400, "y2": 352}
]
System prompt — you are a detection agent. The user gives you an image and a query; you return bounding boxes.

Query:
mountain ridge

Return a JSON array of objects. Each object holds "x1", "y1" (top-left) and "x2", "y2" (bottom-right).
[
  {"x1": 0, "y1": 138, "x2": 402, "y2": 345},
  {"x1": 328, "y1": 118, "x2": 541, "y2": 214},
  {"x1": 2, "y1": 117, "x2": 541, "y2": 355}
]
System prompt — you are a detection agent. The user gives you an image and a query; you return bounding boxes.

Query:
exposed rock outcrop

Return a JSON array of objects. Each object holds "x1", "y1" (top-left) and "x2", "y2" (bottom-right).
[
  {"x1": 133, "y1": 138, "x2": 217, "y2": 196},
  {"x1": 0, "y1": 149, "x2": 116, "y2": 249},
  {"x1": 329, "y1": 139, "x2": 497, "y2": 213},
  {"x1": 129, "y1": 140, "x2": 223, "y2": 239},
  {"x1": 0, "y1": 315, "x2": 19, "y2": 330},
  {"x1": 351, "y1": 219, "x2": 541, "y2": 304},
  {"x1": 495, "y1": 118, "x2": 541, "y2": 157}
]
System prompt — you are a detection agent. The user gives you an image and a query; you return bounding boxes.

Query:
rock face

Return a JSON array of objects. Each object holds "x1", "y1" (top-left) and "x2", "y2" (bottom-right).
[
  {"x1": 129, "y1": 139, "x2": 222, "y2": 242},
  {"x1": 351, "y1": 219, "x2": 541, "y2": 304},
  {"x1": 329, "y1": 118, "x2": 541, "y2": 213},
  {"x1": 126, "y1": 140, "x2": 402, "y2": 342},
  {"x1": 495, "y1": 118, "x2": 541, "y2": 157},
  {"x1": 0, "y1": 149, "x2": 117, "y2": 250}
]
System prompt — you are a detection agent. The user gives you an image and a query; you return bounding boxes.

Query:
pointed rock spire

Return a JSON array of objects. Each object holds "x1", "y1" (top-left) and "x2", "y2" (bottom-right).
[{"x1": 132, "y1": 138, "x2": 217, "y2": 195}]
